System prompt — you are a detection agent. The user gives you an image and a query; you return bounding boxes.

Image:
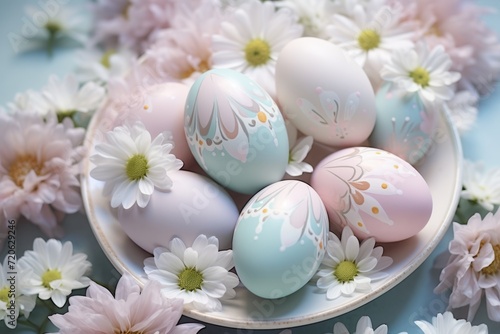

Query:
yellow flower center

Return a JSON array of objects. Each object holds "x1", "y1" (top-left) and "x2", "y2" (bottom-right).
[
  {"x1": 42, "y1": 269, "x2": 62, "y2": 289},
  {"x1": 180, "y1": 59, "x2": 211, "y2": 79},
  {"x1": 100, "y1": 49, "x2": 116, "y2": 69},
  {"x1": 244, "y1": 39, "x2": 271, "y2": 67},
  {"x1": 121, "y1": 1, "x2": 131, "y2": 19},
  {"x1": 334, "y1": 261, "x2": 359, "y2": 283},
  {"x1": 178, "y1": 268, "x2": 203, "y2": 291},
  {"x1": 9, "y1": 155, "x2": 43, "y2": 187},
  {"x1": 57, "y1": 110, "x2": 77, "y2": 123},
  {"x1": 482, "y1": 244, "x2": 500, "y2": 276},
  {"x1": 0, "y1": 287, "x2": 10, "y2": 303},
  {"x1": 45, "y1": 21, "x2": 61, "y2": 35},
  {"x1": 409, "y1": 67, "x2": 430, "y2": 87},
  {"x1": 125, "y1": 154, "x2": 149, "y2": 181},
  {"x1": 357, "y1": 29, "x2": 380, "y2": 51}
]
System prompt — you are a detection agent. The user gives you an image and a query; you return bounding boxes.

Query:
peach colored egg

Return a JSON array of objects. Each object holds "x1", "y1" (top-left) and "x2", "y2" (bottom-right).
[{"x1": 310, "y1": 147, "x2": 433, "y2": 242}]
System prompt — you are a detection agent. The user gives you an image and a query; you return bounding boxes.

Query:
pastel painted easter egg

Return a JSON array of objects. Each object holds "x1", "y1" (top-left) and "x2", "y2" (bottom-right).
[
  {"x1": 310, "y1": 147, "x2": 433, "y2": 242},
  {"x1": 369, "y1": 83, "x2": 438, "y2": 165},
  {"x1": 126, "y1": 82, "x2": 194, "y2": 167},
  {"x1": 233, "y1": 180, "x2": 328, "y2": 299},
  {"x1": 117, "y1": 170, "x2": 239, "y2": 253},
  {"x1": 184, "y1": 68, "x2": 289, "y2": 194},
  {"x1": 275, "y1": 37, "x2": 376, "y2": 147}
]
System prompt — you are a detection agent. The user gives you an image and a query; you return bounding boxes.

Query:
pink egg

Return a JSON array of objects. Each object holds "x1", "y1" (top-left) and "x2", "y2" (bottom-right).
[
  {"x1": 128, "y1": 82, "x2": 194, "y2": 167},
  {"x1": 310, "y1": 147, "x2": 433, "y2": 242}
]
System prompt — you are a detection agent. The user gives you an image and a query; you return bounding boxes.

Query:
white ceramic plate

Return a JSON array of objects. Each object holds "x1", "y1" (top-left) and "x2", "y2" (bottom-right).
[{"x1": 81, "y1": 105, "x2": 462, "y2": 330}]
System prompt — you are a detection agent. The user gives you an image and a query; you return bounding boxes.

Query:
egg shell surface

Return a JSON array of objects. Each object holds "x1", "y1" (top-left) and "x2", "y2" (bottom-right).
[
  {"x1": 276, "y1": 37, "x2": 376, "y2": 147},
  {"x1": 184, "y1": 68, "x2": 289, "y2": 194},
  {"x1": 125, "y1": 82, "x2": 194, "y2": 167},
  {"x1": 311, "y1": 147, "x2": 433, "y2": 242},
  {"x1": 233, "y1": 180, "x2": 328, "y2": 299},
  {"x1": 370, "y1": 83, "x2": 438, "y2": 165},
  {"x1": 117, "y1": 170, "x2": 238, "y2": 253}
]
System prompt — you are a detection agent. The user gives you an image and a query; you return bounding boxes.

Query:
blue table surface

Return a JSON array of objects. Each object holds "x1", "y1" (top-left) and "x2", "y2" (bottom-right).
[{"x1": 1, "y1": 1, "x2": 500, "y2": 333}]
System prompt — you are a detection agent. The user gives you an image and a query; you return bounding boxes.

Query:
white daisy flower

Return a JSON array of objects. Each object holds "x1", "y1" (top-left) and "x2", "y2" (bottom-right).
[
  {"x1": 381, "y1": 43, "x2": 461, "y2": 104},
  {"x1": 0, "y1": 256, "x2": 36, "y2": 325},
  {"x1": 276, "y1": 0, "x2": 336, "y2": 38},
  {"x1": 461, "y1": 160, "x2": 500, "y2": 211},
  {"x1": 329, "y1": 315, "x2": 390, "y2": 334},
  {"x1": 74, "y1": 47, "x2": 136, "y2": 84},
  {"x1": 434, "y1": 210, "x2": 500, "y2": 322},
  {"x1": 90, "y1": 122, "x2": 182, "y2": 209},
  {"x1": 286, "y1": 136, "x2": 314, "y2": 177},
  {"x1": 18, "y1": 238, "x2": 92, "y2": 308},
  {"x1": 316, "y1": 227, "x2": 392, "y2": 300},
  {"x1": 41, "y1": 74, "x2": 106, "y2": 126},
  {"x1": 211, "y1": 0, "x2": 303, "y2": 97},
  {"x1": 327, "y1": 4, "x2": 416, "y2": 86},
  {"x1": 23, "y1": 5, "x2": 90, "y2": 54},
  {"x1": 415, "y1": 312, "x2": 488, "y2": 334},
  {"x1": 144, "y1": 235, "x2": 239, "y2": 312}
]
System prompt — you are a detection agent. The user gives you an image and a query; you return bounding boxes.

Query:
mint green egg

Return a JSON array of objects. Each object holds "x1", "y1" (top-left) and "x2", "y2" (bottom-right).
[
  {"x1": 370, "y1": 83, "x2": 438, "y2": 165},
  {"x1": 232, "y1": 180, "x2": 328, "y2": 299},
  {"x1": 184, "y1": 69, "x2": 289, "y2": 194}
]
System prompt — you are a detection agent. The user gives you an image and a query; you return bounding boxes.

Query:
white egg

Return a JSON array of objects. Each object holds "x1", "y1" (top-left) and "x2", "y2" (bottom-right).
[
  {"x1": 276, "y1": 37, "x2": 376, "y2": 147},
  {"x1": 117, "y1": 170, "x2": 239, "y2": 253}
]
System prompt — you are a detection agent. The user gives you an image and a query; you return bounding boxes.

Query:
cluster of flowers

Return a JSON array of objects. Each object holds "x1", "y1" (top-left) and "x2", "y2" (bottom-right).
[{"x1": 2, "y1": 0, "x2": 500, "y2": 333}]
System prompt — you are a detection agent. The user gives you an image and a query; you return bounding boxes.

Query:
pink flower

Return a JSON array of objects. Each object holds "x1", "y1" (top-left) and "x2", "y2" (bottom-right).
[
  {"x1": 0, "y1": 112, "x2": 84, "y2": 241},
  {"x1": 434, "y1": 210, "x2": 500, "y2": 322},
  {"x1": 49, "y1": 274, "x2": 204, "y2": 334},
  {"x1": 91, "y1": 0, "x2": 200, "y2": 53},
  {"x1": 143, "y1": 1, "x2": 222, "y2": 84}
]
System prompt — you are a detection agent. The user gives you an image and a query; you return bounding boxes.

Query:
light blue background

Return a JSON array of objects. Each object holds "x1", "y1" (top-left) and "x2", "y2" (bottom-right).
[{"x1": 1, "y1": 0, "x2": 500, "y2": 333}]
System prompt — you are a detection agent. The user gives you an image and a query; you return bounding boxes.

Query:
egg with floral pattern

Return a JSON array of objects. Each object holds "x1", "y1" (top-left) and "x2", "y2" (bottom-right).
[
  {"x1": 369, "y1": 83, "x2": 438, "y2": 166},
  {"x1": 184, "y1": 68, "x2": 289, "y2": 194},
  {"x1": 311, "y1": 147, "x2": 433, "y2": 242},
  {"x1": 275, "y1": 37, "x2": 376, "y2": 147},
  {"x1": 232, "y1": 180, "x2": 328, "y2": 299}
]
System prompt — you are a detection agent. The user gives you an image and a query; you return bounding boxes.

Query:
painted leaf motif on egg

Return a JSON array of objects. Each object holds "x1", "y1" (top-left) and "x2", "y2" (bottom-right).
[
  {"x1": 316, "y1": 147, "x2": 415, "y2": 235},
  {"x1": 297, "y1": 88, "x2": 361, "y2": 140},
  {"x1": 185, "y1": 70, "x2": 280, "y2": 168},
  {"x1": 240, "y1": 181, "x2": 327, "y2": 258}
]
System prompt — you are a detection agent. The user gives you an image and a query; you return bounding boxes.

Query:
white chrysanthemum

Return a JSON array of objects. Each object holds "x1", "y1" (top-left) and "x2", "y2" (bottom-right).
[
  {"x1": 0, "y1": 256, "x2": 36, "y2": 325},
  {"x1": 415, "y1": 312, "x2": 488, "y2": 334},
  {"x1": 327, "y1": 4, "x2": 416, "y2": 86},
  {"x1": 0, "y1": 112, "x2": 84, "y2": 240},
  {"x1": 435, "y1": 211, "x2": 500, "y2": 322},
  {"x1": 40, "y1": 74, "x2": 106, "y2": 125},
  {"x1": 330, "y1": 315, "x2": 389, "y2": 334},
  {"x1": 49, "y1": 274, "x2": 204, "y2": 334},
  {"x1": 381, "y1": 43, "x2": 461, "y2": 104},
  {"x1": 444, "y1": 90, "x2": 478, "y2": 134},
  {"x1": 18, "y1": 238, "x2": 92, "y2": 308},
  {"x1": 276, "y1": 0, "x2": 336, "y2": 38},
  {"x1": 90, "y1": 121, "x2": 182, "y2": 209},
  {"x1": 316, "y1": 227, "x2": 392, "y2": 300},
  {"x1": 211, "y1": 0, "x2": 303, "y2": 97},
  {"x1": 144, "y1": 235, "x2": 239, "y2": 312},
  {"x1": 286, "y1": 136, "x2": 314, "y2": 177},
  {"x1": 461, "y1": 160, "x2": 500, "y2": 211}
]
